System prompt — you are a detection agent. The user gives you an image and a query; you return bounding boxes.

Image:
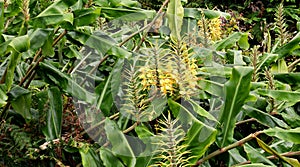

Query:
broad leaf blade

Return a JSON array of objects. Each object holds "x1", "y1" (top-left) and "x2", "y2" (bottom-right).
[
  {"x1": 79, "y1": 146, "x2": 101, "y2": 167},
  {"x1": 275, "y1": 32, "x2": 300, "y2": 59},
  {"x1": 10, "y1": 86, "x2": 32, "y2": 121},
  {"x1": 101, "y1": 7, "x2": 155, "y2": 21},
  {"x1": 100, "y1": 148, "x2": 125, "y2": 167},
  {"x1": 85, "y1": 31, "x2": 131, "y2": 58},
  {"x1": 270, "y1": 59, "x2": 288, "y2": 73},
  {"x1": 256, "y1": 137, "x2": 300, "y2": 166},
  {"x1": 43, "y1": 87, "x2": 63, "y2": 141},
  {"x1": 29, "y1": 28, "x2": 52, "y2": 52},
  {"x1": 184, "y1": 8, "x2": 230, "y2": 19},
  {"x1": 105, "y1": 118, "x2": 136, "y2": 167},
  {"x1": 0, "y1": 1, "x2": 4, "y2": 35},
  {"x1": 39, "y1": 62, "x2": 95, "y2": 104},
  {"x1": 168, "y1": 99, "x2": 217, "y2": 163},
  {"x1": 274, "y1": 73, "x2": 300, "y2": 88},
  {"x1": 257, "y1": 89, "x2": 300, "y2": 107},
  {"x1": 0, "y1": 85, "x2": 7, "y2": 107},
  {"x1": 35, "y1": 0, "x2": 77, "y2": 25},
  {"x1": 242, "y1": 105, "x2": 288, "y2": 128},
  {"x1": 237, "y1": 164, "x2": 275, "y2": 167},
  {"x1": 244, "y1": 143, "x2": 275, "y2": 166},
  {"x1": 256, "y1": 53, "x2": 278, "y2": 72},
  {"x1": 219, "y1": 67, "x2": 253, "y2": 147},
  {"x1": 8, "y1": 35, "x2": 30, "y2": 53},
  {"x1": 198, "y1": 79, "x2": 224, "y2": 97},
  {"x1": 214, "y1": 32, "x2": 245, "y2": 51},
  {"x1": 74, "y1": 8, "x2": 101, "y2": 27},
  {"x1": 264, "y1": 127, "x2": 300, "y2": 144},
  {"x1": 167, "y1": 0, "x2": 184, "y2": 40},
  {"x1": 188, "y1": 99, "x2": 218, "y2": 122}
]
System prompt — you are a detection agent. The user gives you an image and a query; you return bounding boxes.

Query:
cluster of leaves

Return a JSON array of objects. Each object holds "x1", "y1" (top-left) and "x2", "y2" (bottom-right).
[{"x1": 0, "y1": 0, "x2": 300, "y2": 166}]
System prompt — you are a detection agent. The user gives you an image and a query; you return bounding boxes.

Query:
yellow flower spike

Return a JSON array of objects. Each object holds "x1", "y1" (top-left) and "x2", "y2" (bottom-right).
[{"x1": 209, "y1": 18, "x2": 222, "y2": 41}]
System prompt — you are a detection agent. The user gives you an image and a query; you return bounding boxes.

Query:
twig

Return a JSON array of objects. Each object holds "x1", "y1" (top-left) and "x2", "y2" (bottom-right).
[
  {"x1": 19, "y1": 30, "x2": 67, "y2": 87},
  {"x1": 288, "y1": 58, "x2": 300, "y2": 72},
  {"x1": 0, "y1": 30, "x2": 68, "y2": 120},
  {"x1": 235, "y1": 118, "x2": 257, "y2": 126},
  {"x1": 123, "y1": 122, "x2": 139, "y2": 134},
  {"x1": 193, "y1": 131, "x2": 263, "y2": 166}
]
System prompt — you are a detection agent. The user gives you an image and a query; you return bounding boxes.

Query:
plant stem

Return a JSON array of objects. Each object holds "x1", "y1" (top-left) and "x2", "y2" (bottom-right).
[
  {"x1": 0, "y1": 30, "x2": 68, "y2": 120},
  {"x1": 123, "y1": 122, "x2": 139, "y2": 134},
  {"x1": 288, "y1": 58, "x2": 300, "y2": 72},
  {"x1": 193, "y1": 131, "x2": 263, "y2": 166},
  {"x1": 235, "y1": 118, "x2": 257, "y2": 126},
  {"x1": 19, "y1": 30, "x2": 67, "y2": 87}
]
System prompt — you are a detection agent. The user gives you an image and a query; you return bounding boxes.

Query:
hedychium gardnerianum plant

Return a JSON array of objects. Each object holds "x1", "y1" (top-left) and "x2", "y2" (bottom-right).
[{"x1": 1, "y1": 0, "x2": 300, "y2": 166}]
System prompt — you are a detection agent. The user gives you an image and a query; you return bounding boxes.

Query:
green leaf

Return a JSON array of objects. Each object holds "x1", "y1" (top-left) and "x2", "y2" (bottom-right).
[
  {"x1": 134, "y1": 126, "x2": 156, "y2": 167},
  {"x1": 226, "y1": 50, "x2": 246, "y2": 65},
  {"x1": 0, "y1": 84, "x2": 7, "y2": 107},
  {"x1": 264, "y1": 127, "x2": 300, "y2": 144},
  {"x1": 281, "y1": 107, "x2": 300, "y2": 128},
  {"x1": 167, "y1": 0, "x2": 184, "y2": 40},
  {"x1": 188, "y1": 99, "x2": 218, "y2": 122},
  {"x1": 168, "y1": 99, "x2": 217, "y2": 163},
  {"x1": 199, "y1": 66, "x2": 233, "y2": 78},
  {"x1": 5, "y1": 35, "x2": 30, "y2": 90},
  {"x1": 39, "y1": 62, "x2": 95, "y2": 104},
  {"x1": 228, "y1": 148, "x2": 247, "y2": 166},
  {"x1": 100, "y1": 7, "x2": 155, "y2": 21},
  {"x1": 5, "y1": 52, "x2": 22, "y2": 91},
  {"x1": 35, "y1": 0, "x2": 77, "y2": 25},
  {"x1": 29, "y1": 29, "x2": 52, "y2": 52},
  {"x1": 275, "y1": 32, "x2": 300, "y2": 59},
  {"x1": 43, "y1": 87, "x2": 63, "y2": 141},
  {"x1": 105, "y1": 118, "x2": 136, "y2": 167},
  {"x1": 237, "y1": 164, "x2": 275, "y2": 167},
  {"x1": 8, "y1": 35, "x2": 30, "y2": 53},
  {"x1": 214, "y1": 32, "x2": 246, "y2": 51},
  {"x1": 243, "y1": 143, "x2": 275, "y2": 166},
  {"x1": 184, "y1": 8, "x2": 230, "y2": 19},
  {"x1": 0, "y1": 1, "x2": 4, "y2": 35},
  {"x1": 41, "y1": 35, "x2": 55, "y2": 57},
  {"x1": 270, "y1": 59, "x2": 288, "y2": 73},
  {"x1": 256, "y1": 89, "x2": 300, "y2": 107},
  {"x1": 74, "y1": 8, "x2": 101, "y2": 26},
  {"x1": 10, "y1": 86, "x2": 32, "y2": 121},
  {"x1": 85, "y1": 31, "x2": 131, "y2": 58},
  {"x1": 181, "y1": 17, "x2": 197, "y2": 37},
  {"x1": 100, "y1": 148, "x2": 125, "y2": 167},
  {"x1": 256, "y1": 53, "x2": 278, "y2": 72},
  {"x1": 242, "y1": 105, "x2": 289, "y2": 128},
  {"x1": 238, "y1": 33, "x2": 250, "y2": 50},
  {"x1": 219, "y1": 67, "x2": 253, "y2": 147},
  {"x1": 79, "y1": 146, "x2": 101, "y2": 167},
  {"x1": 256, "y1": 137, "x2": 300, "y2": 166},
  {"x1": 198, "y1": 79, "x2": 224, "y2": 97},
  {"x1": 96, "y1": 73, "x2": 113, "y2": 116},
  {"x1": 274, "y1": 73, "x2": 300, "y2": 88}
]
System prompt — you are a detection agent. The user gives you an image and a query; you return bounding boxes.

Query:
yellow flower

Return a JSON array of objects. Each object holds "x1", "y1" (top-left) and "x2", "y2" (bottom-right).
[{"x1": 209, "y1": 18, "x2": 222, "y2": 41}]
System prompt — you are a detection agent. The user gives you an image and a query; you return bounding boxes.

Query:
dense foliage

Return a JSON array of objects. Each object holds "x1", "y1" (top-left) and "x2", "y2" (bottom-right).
[{"x1": 0, "y1": 0, "x2": 300, "y2": 166}]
